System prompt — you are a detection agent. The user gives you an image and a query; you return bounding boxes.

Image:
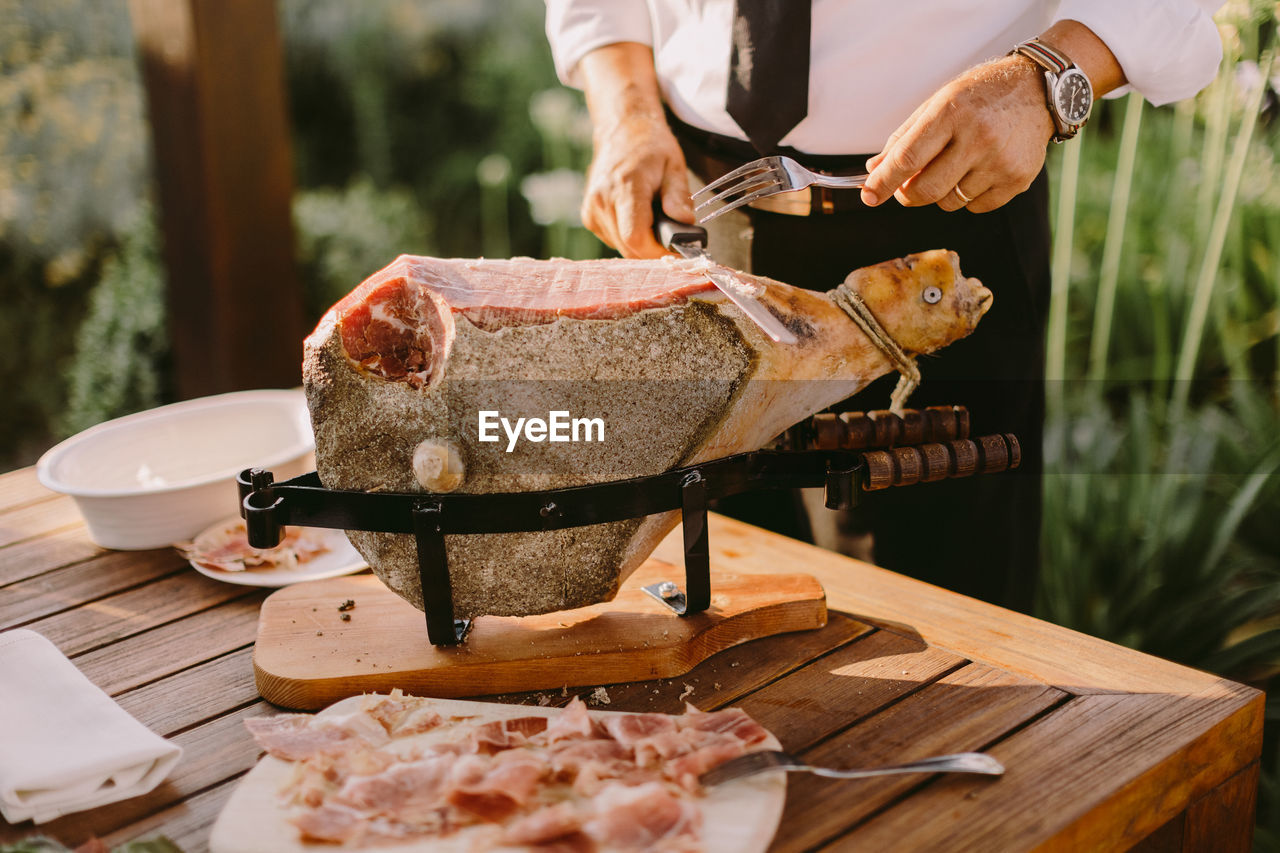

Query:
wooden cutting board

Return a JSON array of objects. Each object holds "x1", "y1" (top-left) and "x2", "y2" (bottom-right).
[
  {"x1": 209, "y1": 694, "x2": 787, "y2": 853},
  {"x1": 254, "y1": 559, "x2": 826, "y2": 709}
]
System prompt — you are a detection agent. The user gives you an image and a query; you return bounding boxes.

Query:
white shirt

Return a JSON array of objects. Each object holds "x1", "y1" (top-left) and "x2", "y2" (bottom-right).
[{"x1": 546, "y1": 0, "x2": 1224, "y2": 154}]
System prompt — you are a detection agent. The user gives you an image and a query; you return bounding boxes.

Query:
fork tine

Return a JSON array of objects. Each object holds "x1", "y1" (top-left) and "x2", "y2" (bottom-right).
[
  {"x1": 698, "y1": 182, "x2": 790, "y2": 223},
  {"x1": 693, "y1": 176, "x2": 784, "y2": 215},
  {"x1": 690, "y1": 157, "x2": 781, "y2": 201}
]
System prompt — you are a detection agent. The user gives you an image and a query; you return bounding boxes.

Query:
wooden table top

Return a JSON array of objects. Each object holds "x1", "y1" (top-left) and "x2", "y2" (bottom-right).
[{"x1": 0, "y1": 463, "x2": 1262, "y2": 852}]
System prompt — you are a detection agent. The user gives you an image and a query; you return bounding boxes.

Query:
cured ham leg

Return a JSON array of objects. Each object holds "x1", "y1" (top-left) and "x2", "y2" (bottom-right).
[{"x1": 303, "y1": 251, "x2": 991, "y2": 618}]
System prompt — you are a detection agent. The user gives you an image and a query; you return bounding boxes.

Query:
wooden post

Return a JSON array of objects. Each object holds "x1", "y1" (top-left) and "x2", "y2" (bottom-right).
[{"x1": 129, "y1": 0, "x2": 305, "y2": 398}]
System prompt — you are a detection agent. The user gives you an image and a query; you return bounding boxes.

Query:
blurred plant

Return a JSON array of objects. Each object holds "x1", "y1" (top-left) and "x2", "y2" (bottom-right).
[
  {"x1": 58, "y1": 207, "x2": 168, "y2": 437},
  {"x1": 476, "y1": 153, "x2": 511, "y2": 258},
  {"x1": 1040, "y1": 391, "x2": 1280, "y2": 669},
  {"x1": 279, "y1": 0, "x2": 567, "y2": 260},
  {"x1": 1039, "y1": 3, "x2": 1280, "y2": 842},
  {"x1": 293, "y1": 178, "x2": 433, "y2": 319},
  {"x1": 0, "y1": 0, "x2": 151, "y2": 469}
]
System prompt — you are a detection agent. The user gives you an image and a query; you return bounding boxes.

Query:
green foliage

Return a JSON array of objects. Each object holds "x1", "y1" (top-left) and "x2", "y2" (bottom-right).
[
  {"x1": 277, "y1": 0, "x2": 594, "y2": 261},
  {"x1": 293, "y1": 178, "x2": 434, "y2": 320},
  {"x1": 1039, "y1": 5, "x2": 1280, "y2": 840},
  {"x1": 0, "y1": 0, "x2": 151, "y2": 469},
  {"x1": 58, "y1": 208, "x2": 168, "y2": 437},
  {"x1": 1040, "y1": 391, "x2": 1280, "y2": 670}
]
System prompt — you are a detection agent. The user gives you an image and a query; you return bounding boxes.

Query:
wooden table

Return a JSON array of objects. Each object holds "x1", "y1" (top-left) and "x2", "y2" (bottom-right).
[{"x1": 0, "y1": 464, "x2": 1262, "y2": 851}]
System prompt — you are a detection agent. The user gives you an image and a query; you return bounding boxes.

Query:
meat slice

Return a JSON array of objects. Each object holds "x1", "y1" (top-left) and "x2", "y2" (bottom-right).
[
  {"x1": 603, "y1": 712, "x2": 678, "y2": 746},
  {"x1": 543, "y1": 697, "x2": 599, "y2": 742},
  {"x1": 334, "y1": 755, "x2": 451, "y2": 813},
  {"x1": 677, "y1": 705, "x2": 770, "y2": 746},
  {"x1": 244, "y1": 711, "x2": 389, "y2": 761},
  {"x1": 582, "y1": 781, "x2": 701, "y2": 850},
  {"x1": 291, "y1": 801, "x2": 365, "y2": 843},
  {"x1": 549, "y1": 738, "x2": 632, "y2": 779},
  {"x1": 446, "y1": 754, "x2": 546, "y2": 822},
  {"x1": 500, "y1": 802, "x2": 586, "y2": 846},
  {"x1": 305, "y1": 251, "x2": 992, "y2": 619},
  {"x1": 664, "y1": 736, "x2": 750, "y2": 791},
  {"x1": 469, "y1": 716, "x2": 551, "y2": 754}
]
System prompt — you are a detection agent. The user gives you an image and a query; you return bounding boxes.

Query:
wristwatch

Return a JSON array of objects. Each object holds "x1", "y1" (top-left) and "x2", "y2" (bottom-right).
[{"x1": 1011, "y1": 38, "x2": 1093, "y2": 143}]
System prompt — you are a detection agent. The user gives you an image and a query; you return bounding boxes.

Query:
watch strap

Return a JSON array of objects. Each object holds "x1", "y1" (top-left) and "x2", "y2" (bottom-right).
[{"x1": 1013, "y1": 38, "x2": 1070, "y2": 74}]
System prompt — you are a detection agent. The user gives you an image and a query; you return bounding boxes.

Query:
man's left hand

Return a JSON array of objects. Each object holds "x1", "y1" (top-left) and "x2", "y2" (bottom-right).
[{"x1": 860, "y1": 55, "x2": 1055, "y2": 213}]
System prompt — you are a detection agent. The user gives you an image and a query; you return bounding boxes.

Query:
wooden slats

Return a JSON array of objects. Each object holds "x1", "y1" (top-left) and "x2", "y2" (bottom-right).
[
  {"x1": 74, "y1": 596, "x2": 265, "y2": 695},
  {"x1": 101, "y1": 778, "x2": 242, "y2": 853},
  {"x1": 0, "y1": 548, "x2": 186, "y2": 628},
  {"x1": 740, "y1": 628, "x2": 966, "y2": 752},
  {"x1": 0, "y1": 496, "x2": 84, "y2": 549},
  {"x1": 559, "y1": 613, "x2": 874, "y2": 715},
  {"x1": 25, "y1": 570, "x2": 255, "y2": 657},
  {"x1": 654, "y1": 515, "x2": 1251, "y2": 696},
  {"x1": 0, "y1": 526, "x2": 104, "y2": 587},
  {"x1": 0, "y1": 467, "x2": 57, "y2": 512},
  {"x1": 116, "y1": 647, "x2": 260, "y2": 735},
  {"x1": 772, "y1": 663, "x2": 1066, "y2": 852},
  {"x1": 838, "y1": 687, "x2": 1261, "y2": 851}
]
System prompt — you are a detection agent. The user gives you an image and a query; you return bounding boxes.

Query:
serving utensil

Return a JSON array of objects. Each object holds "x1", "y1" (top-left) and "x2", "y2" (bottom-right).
[
  {"x1": 693, "y1": 155, "x2": 869, "y2": 223},
  {"x1": 701, "y1": 749, "x2": 1005, "y2": 787},
  {"x1": 652, "y1": 204, "x2": 797, "y2": 344}
]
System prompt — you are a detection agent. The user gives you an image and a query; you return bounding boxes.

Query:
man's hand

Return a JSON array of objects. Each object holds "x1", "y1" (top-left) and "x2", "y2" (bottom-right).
[
  {"x1": 582, "y1": 111, "x2": 692, "y2": 258},
  {"x1": 861, "y1": 20, "x2": 1125, "y2": 213},
  {"x1": 860, "y1": 56, "x2": 1053, "y2": 213},
  {"x1": 578, "y1": 43, "x2": 693, "y2": 258}
]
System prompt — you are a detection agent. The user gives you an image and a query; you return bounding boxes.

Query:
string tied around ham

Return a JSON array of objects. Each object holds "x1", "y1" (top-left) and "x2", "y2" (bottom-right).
[{"x1": 827, "y1": 283, "x2": 921, "y2": 416}]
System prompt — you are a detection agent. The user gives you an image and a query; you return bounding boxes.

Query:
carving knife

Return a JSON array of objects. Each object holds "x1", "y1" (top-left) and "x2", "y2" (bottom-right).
[{"x1": 653, "y1": 206, "x2": 798, "y2": 344}]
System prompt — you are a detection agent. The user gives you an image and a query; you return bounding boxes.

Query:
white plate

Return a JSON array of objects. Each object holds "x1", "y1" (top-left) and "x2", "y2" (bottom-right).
[
  {"x1": 187, "y1": 519, "x2": 367, "y2": 588},
  {"x1": 211, "y1": 694, "x2": 786, "y2": 853}
]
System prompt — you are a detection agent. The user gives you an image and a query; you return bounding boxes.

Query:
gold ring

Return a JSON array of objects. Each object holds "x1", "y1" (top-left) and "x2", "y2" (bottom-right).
[{"x1": 954, "y1": 185, "x2": 973, "y2": 205}]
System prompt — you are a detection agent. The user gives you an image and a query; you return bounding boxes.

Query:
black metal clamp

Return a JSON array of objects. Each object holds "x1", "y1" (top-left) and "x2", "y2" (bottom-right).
[
  {"x1": 235, "y1": 425, "x2": 1021, "y2": 648},
  {"x1": 236, "y1": 448, "x2": 870, "y2": 647}
]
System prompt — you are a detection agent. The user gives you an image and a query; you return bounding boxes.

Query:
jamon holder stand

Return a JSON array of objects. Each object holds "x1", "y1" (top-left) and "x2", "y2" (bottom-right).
[{"x1": 238, "y1": 405, "x2": 1020, "y2": 647}]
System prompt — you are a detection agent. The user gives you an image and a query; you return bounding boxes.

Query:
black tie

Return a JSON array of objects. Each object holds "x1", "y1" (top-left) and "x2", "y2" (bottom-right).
[{"x1": 726, "y1": 0, "x2": 811, "y2": 155}]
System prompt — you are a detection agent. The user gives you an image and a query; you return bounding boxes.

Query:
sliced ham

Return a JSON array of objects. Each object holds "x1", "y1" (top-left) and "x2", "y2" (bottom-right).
[
  {"x1": 334, "y1": 755, "x2": 451, "y2": 814},
  {"x1": 258, "y1": 693, "x2": 776, "y2": 850},
  {"x1": 500, "y1": 801, "x2": 586, "y2": 845},
  {"x1": 677, "y1": 705, "x2": 770, "y2": 746},
  {"x1": 544, "y1": 697, "x2": 600, "y2": 742},
  {"x1": 549, "y1": 738, "x2": 632, "y2": 779},
  {"x1": 469, "y1": 715, "x2": 550, "y2": 754},
  {"x1": 582, "y1": 781, "x2": 701, "y2": 850},
  {"x1": 603, "y1": 712, "x2": 678, "y2": 746},
  {"x1": 446, "y1": 754, "x2": 546, "y2": 822},
  {"x1": 177, "y1": 521, "x2": 330, "y2": 573},
  {"x1": 291, "y1": 802, "x2": 365, "y2": 843},
  {"x1": 244, "y1": 711, "x2": 389, "y2": 761},
  {"x1": 665, "y1": 737, "x2": 750, "y2": 791}
]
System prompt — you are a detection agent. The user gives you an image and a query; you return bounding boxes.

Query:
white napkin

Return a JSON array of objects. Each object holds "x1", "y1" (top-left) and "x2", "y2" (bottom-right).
[{"x1": 0, "y1": 628, "x2": 182, "y2": 824}]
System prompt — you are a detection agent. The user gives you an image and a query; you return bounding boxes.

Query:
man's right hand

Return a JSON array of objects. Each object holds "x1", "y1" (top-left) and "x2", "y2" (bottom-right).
[{"x1": 577, "y1": 43, "x2": 694, "y2": 259}]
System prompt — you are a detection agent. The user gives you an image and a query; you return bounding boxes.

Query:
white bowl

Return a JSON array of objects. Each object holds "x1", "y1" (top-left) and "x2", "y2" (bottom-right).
[{"x1": 37, "y1": 389, "x2": 316, "y2": 550}]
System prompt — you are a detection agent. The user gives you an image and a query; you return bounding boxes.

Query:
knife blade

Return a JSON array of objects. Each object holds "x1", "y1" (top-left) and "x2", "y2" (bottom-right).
[{"x1": 653, "y1": 205, "x2": 798, "y2": 344}]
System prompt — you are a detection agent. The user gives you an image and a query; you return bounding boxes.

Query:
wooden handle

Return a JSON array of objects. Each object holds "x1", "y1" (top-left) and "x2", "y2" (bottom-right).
[
  {"x1": 809, "y1": 406, "x2": 970, "y2": 450},
  {"x1": 861, "y1": 433, "x2": 1020, "y2": 490}
]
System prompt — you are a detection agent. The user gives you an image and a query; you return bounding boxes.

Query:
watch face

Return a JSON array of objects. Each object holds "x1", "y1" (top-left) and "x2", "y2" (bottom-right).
[{"x1": 1054, "y1": 69, "x2": 1093, "y2": 125}]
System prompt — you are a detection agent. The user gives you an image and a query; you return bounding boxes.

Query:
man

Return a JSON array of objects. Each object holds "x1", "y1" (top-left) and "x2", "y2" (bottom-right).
[{"x1": 545, "y1": 1, "x2": 1223, "y2": 612}]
